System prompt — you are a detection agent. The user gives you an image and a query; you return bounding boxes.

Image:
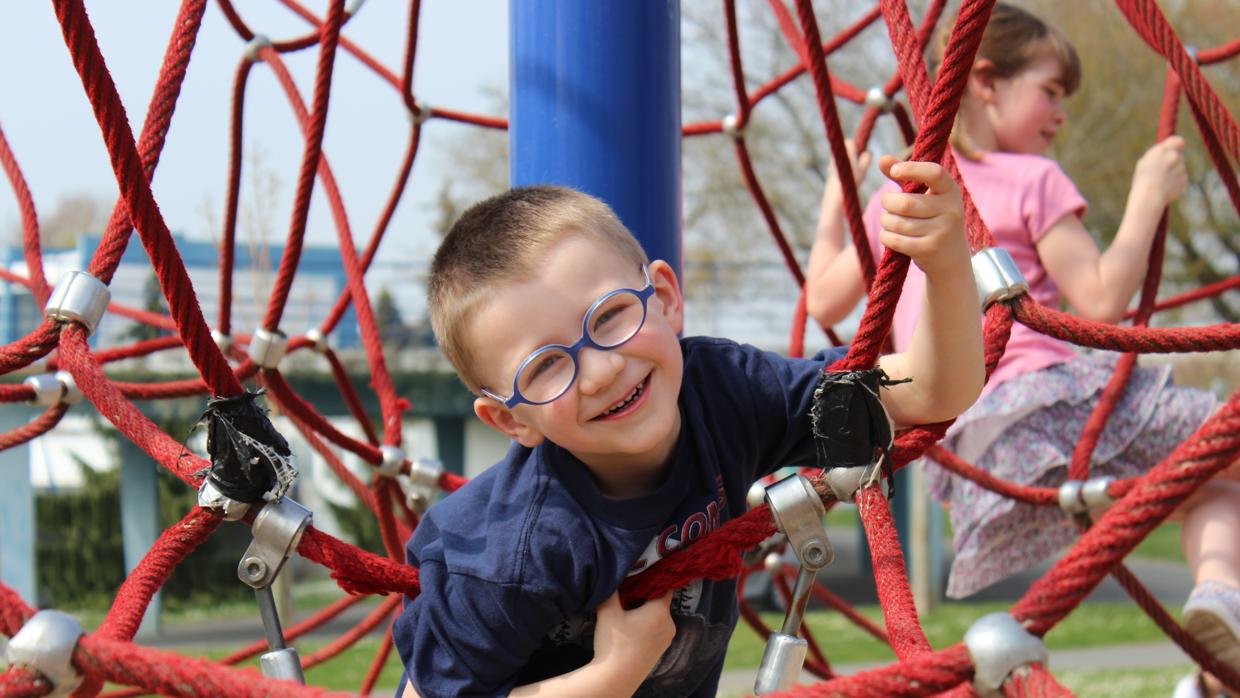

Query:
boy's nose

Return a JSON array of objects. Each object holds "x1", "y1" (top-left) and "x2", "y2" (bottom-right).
[{"x1": 576, "y1": 348, "x2": 624, "y2": 396}]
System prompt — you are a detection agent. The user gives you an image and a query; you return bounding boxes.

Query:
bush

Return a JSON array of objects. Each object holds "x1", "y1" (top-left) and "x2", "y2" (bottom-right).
[{"x1": 36, "y1": 460, "x2": 253, "y2": 610}]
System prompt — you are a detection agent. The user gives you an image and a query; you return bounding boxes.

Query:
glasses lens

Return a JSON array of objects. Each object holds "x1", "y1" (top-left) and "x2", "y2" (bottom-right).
[
  {"x1": 587, "y1": 291, "x2": 645, "y2": 348},
  {"x1": 516, "y1": 347, "x2": 575, "y2": 404}
]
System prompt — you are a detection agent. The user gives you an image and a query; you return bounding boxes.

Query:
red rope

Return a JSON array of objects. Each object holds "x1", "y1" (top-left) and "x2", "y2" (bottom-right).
[
  {"x1": 1014, "y1": 296, "x2": 1240, "y2": 353},
  {"x1": 1002, "y1": 664, "x2": 1076, "y2": 698},
  {"x1": 71, "y1": 632, "x2": 352, "y2": 698},
  {"x1": 257, "y1": 0, "x2": 347, "y2": 332},
  {"x1": 0, "y1": 670, "x2": 48, "y2": 698},
  {"x1": 0, "y1": 125, "x2": 50, "y2": 305},
  {"x1": 857, "y1": 487, "x2": 932, "y2": 659},
  {"x1": 0, "y1": 404, "x2": 68, "y2": 452},
  {"x1": 96, "y1": 508, "x2": 221, "y2": 642},
  {"x1": 300, "y1": 595, "x2": 401, "y2": 668},
  {"x1": 1013, "y1": 388, "x2": 1240, "y2": 635},
  {"x1": 52, "y1": 0, "x2": 241, "y2": 397}
]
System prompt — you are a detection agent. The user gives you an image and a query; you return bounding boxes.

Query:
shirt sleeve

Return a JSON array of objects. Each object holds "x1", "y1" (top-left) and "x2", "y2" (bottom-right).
[
  {"x1": 700, "y1": 341, "x2": 849, "y2": 483},
  {"x1": 1024, "y1": 160, "x2": 1088, "y2": 243},
  {"x1": 393, "y1": 560, "x2": 565, "y2": 698}
]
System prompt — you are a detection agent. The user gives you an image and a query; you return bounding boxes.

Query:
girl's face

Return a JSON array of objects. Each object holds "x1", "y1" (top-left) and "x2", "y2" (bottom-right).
[{"x1": 983, "y1": 53, "x2": 1070, "y2": 155}]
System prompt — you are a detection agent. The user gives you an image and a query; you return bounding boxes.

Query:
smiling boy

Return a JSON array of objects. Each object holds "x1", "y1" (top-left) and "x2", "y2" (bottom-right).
[{"x1": 396, "y1": 170, "x2": 983, "y2": 697}]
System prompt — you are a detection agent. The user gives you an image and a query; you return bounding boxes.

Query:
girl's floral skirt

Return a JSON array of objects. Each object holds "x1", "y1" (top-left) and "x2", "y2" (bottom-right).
[{"x1": 924, "y1": 353, "x2": 1217, "y2": 598}]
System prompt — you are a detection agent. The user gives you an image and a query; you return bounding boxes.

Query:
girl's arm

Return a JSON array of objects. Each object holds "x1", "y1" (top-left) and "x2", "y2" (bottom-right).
[
  {"x1": 806, "y1": 143, "x2": 871, "y2": 328},
  {"x1": 1036, "y1": 136, "x2": 1187, "y2": 323}
]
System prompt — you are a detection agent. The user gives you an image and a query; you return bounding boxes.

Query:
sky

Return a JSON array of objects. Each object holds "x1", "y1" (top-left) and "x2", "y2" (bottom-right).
[
  {"x1": 0, "y1": 1, "x2": 509, "y2": 268},
  {"x1": 0, "y1": 2, "x2": 846, "y2": 350}
]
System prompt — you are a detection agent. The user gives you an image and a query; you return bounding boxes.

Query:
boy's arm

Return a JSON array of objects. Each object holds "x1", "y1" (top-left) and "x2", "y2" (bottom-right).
[
  {"x1": 867, "y1": 157, "x2": 984, "y2": 427},
  {"x1": 402, "y1": 592, "x2": 674, "y2": 698},
  {"x1": 509, "y1": 591, "x2": 675, "y2": 697}
]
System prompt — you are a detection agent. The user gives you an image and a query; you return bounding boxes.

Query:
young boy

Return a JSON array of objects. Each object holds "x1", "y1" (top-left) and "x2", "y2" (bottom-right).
[{"x1": 395, "y1": 159, "x2": 983, "y2": 697}]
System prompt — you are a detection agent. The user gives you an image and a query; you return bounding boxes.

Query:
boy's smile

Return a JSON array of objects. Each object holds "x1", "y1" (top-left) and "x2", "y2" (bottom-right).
[{"x1": 469, "y1": 235, "x2": 686, "y2": 496}]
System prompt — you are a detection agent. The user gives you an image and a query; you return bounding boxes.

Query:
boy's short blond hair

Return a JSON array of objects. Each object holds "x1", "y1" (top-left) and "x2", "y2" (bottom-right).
[{"x1": 428, "y1": 185, "x2": 649, "y2": 394}]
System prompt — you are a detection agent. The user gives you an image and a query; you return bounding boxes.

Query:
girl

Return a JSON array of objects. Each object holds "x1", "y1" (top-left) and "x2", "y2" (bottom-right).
[{"x1": 807, "y1": 2, "x2": 1240, "y2": 687}]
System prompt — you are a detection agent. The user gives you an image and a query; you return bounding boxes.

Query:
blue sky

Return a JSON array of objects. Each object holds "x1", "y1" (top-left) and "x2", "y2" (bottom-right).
[{"x1": 0, "y1": 1, "x2": 508, "y2": 264}]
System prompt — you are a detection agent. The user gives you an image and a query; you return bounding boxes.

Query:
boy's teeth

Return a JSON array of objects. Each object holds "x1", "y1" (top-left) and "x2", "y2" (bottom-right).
[{"x1": 602, "y1": 382, "x2": 642, "y2": 416}]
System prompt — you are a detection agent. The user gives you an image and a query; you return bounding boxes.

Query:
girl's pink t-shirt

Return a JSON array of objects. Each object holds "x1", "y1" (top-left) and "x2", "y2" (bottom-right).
[{"x1": 863, "y1": 150, "x2": 1086, "y2": 392}]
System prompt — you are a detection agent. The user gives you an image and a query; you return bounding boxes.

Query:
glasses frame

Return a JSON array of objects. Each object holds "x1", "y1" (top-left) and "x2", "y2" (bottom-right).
[{"x1": 481, "y1": 266, "x2": 655, "y2": 409}]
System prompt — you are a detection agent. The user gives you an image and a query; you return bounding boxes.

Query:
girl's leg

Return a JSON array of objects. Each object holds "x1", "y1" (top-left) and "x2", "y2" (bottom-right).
[
  {"x1": 1180, "y1": 463, "x2": 1240, "y2": 587},
  {"x1": 1178, "y1": 461, "x2": 1240, "y2": 683}
]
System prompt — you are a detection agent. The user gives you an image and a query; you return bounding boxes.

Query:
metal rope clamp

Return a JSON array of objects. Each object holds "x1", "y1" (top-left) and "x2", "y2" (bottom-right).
[
  {"x1": 5, "y1": 610, "x2": 84, "y2": 697},
  {"x1": 823, "y1": 462, "x2": 887, "y2": 502},
  {"x1": 211, "y1": 329, "x2": 233, "y2": 354},
  {"x1": 304, "y1": 329, "x2": 329, "y2": 354},
  {"x1": 44, "y1": 270, "x2": 110, "y2": 336},
  {"x1": 404, "y1": 456, "x2": 444, "y2": 514},
  {"x1": 237, "y1": 497, "x2": 313, "y2": 684},
  {"x1": 864, "y1": 85, "x2": 897, "y2": 113},
  {"x1": 742, "y1": 481, "x2": 788, "y2": 569},
  {"x1": 964, "y1": 612, "x2": 1048, "y2": 697},
  {"x1": 248, "y1": 328, "x2": 289, "y2": 369},
  {"x1": 24, "y1": 371, "x2": 83, "y2": 407},
  {"x1": 408, "y1": 99, "x2": 432, "y2": 127},
  {"x1": 244, "y1": 34, "x2": 273, "y2": 63},
  {"x1": 971, "y1": 247, "x2": 1028, "y2": 310},
  {"x1": 1057, "y1": 476, "x2": 1116, "y2": 516},
  {"x1": 753, "y1": 474, "x2": 834, "y2": 695}
]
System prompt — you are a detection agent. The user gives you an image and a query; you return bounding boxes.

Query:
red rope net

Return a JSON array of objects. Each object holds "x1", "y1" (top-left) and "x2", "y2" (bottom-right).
[{"x1": 1, "y1": 0, "x2": 1238, "y2": 696}]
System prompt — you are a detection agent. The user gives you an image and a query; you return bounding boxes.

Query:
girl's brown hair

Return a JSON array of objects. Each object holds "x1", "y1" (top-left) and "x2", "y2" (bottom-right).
[{"x1": 929, "y1": 2, "x2": 1081, "y2": 159}]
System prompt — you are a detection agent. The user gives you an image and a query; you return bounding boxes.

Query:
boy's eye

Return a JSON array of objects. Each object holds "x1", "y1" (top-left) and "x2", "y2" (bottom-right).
[
  {"x1": 593, "y1": 306, "x2": 623, "y2": 330},
  {"x1": 528, "y1": 353, "x2": 562, "y2": 379}
]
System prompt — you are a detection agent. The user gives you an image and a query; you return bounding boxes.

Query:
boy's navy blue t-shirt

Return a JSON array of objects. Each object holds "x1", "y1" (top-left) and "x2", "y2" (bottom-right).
[{"x1": 394, "y1": 337, "x2": 848, "y2": 697}]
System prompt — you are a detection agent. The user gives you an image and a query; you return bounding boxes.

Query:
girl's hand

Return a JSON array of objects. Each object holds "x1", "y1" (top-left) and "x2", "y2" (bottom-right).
[
  {"x1": 875, "y1": 156, "x2": 970, "y2": 278},
  {"x1": 592, "y1": 590, "x2": 676, "y2": 679},
  {"x1": 1132, "y1": 135, "x2": 1187, "y2": 208},
  {"x1": 823, "y1": 139, "x2": 873, "y2": 203}
]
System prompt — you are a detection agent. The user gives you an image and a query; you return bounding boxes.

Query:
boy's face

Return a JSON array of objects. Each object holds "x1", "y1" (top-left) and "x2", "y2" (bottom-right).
[{"x1": 469, "y1": 235, "x2": 685, "y2": 486}]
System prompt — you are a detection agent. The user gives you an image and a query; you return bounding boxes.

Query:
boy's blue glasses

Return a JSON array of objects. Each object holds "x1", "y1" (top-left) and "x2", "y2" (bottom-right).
[{"x1": 481, "y1": 267, "x2": 655, "y2": 408}]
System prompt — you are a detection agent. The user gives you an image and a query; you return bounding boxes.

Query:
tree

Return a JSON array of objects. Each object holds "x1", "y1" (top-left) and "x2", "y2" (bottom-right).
[
  {"x1": 1027, "y1": 0, "x2": 1240, "y2": 322},
  {"x1": 372, "y1": 283, "x2": 431, "y2": 349},
  {"x1": 426, "y1": 1, "x2": 1240, "y2": 322},
  {"x1": 11, "y1": 191, "x2": 113, "y2": 250},
  {"x1": 120, "y1": 272, "x2": 171, "y2": 343}
]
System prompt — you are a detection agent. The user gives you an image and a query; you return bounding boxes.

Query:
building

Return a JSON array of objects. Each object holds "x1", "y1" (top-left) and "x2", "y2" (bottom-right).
[{"x1": 1, "y1": 233, "x2": 358, "y2": 349}]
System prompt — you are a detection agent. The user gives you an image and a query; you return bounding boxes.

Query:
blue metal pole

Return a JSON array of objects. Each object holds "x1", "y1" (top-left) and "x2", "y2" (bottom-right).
[{"x1": 510, "y1": 0, "x2": 682, "y2": 278}]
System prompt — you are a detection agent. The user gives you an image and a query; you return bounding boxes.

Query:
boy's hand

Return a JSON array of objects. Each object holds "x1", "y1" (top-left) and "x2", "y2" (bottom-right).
[
  {"x1": 876, "y1": 156, "x2": 969, "y2": 277},
  {"x1": 592, "y1": 590, "x2": 676, "y2": 679},
  {"x1": 1132, "y1": 135, "x2": 1187, "y2": 208}
]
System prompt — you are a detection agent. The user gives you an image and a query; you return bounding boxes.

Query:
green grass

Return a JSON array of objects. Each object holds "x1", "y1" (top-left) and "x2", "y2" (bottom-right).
[
  {"x1": 722, "y1": 601, "x2": 1172, "y2": 670},
  {"x1": 1131, "y1": 521, "x2": 1185, "y2": 563},
  {"x1": 715, "y1": 666, "x2": 1196, "y2": 698},
  {"x1": 1058, "y1": 665, "x2": 1193, "y2": 697},
  {"x1": 829, "y1": 500, "x2": 1189, "y2": 564},
  {"x1": 104, "y1": 599, "x2": 1180, "y2": 695}
]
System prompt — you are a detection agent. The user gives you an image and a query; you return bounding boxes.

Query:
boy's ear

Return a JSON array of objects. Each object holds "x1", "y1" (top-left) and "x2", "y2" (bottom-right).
[
  {"x1": 474, "y1": 397, "x2": 546, "y2": 448},
  {"x1": 648, "y1": 260, "x2": 684, "y2": 335}
]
